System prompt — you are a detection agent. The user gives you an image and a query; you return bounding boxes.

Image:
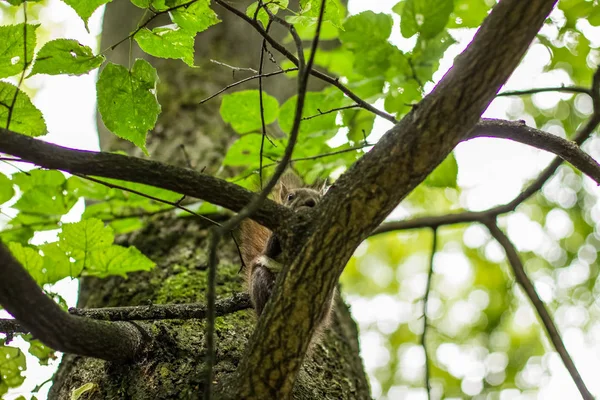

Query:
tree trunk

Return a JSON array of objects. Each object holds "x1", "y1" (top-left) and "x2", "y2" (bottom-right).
[{"x1": 48, "y1": 2, "x2": 370, "y2": 399}]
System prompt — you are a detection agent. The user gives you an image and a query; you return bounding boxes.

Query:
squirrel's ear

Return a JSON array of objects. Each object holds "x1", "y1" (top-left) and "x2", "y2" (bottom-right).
[
  {"x1": 319, "y1": 180, "x2": 329, "y2": 195},
  {"x1": 311, "y1": 177, "x2": 329, "y2": 195},
  {"x1": 279, "y1": 181, "x2": 290, "y2": 200}
]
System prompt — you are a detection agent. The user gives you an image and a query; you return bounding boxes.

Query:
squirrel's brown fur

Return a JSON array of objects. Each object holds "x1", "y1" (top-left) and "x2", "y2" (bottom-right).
[
  {"x1": 238, "y1": 174, "x2": 305, "y2": 269},
  {"x1": 239, "y1": 175, "x2": 335, "y2": 347}
]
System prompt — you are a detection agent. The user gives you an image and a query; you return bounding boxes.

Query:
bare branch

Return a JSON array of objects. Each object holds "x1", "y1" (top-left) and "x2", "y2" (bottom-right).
[
  {"x1": 0, "y1": 127, "x2": 292, "y2": 232},
  {"x1": 69, "y1": 293, "x2": 251, "y2": 321},
  {"x1": 0, "y1": 293, "x2": 251, "y2": 336},
  {"x1": 0, "y1": 318, "x2": 27, "y2": 335},
  {"x1": 470, "y1": 119, "x2": 600, "y2": 184},
  {"x1": 484, "y1": 220, "x2": 593, "y2": 400},
  {"x1": 0, "y1": 241, "x2": 145, "y2": 361}
]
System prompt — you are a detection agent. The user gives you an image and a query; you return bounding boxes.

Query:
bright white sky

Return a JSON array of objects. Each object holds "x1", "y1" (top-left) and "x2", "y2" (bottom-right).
[{"x1": 1, "y1": 0, "x2": 600, "y2": 399}]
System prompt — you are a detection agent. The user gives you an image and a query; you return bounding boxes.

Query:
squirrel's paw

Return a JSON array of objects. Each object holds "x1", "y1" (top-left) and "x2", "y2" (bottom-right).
[{"x1": 255, "y1": 255, "x2": 284, "y2": 273}]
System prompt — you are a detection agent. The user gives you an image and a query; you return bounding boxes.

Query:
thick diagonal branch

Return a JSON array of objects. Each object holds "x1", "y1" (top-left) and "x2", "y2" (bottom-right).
[
  {"x1": 0, "y1": 241, "x2": 145, "y2": 361},
  {"x1": 0, "y1": 127, "x2": 291, "y2": 231},
  {"x1": 235, "y1": 0, "x2": 559, "y2": 397}
]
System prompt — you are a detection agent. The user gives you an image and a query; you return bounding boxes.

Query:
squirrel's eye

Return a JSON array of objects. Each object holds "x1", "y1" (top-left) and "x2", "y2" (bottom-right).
[{"x1": 286, "y1": 193, "x2": 295, "y2": 202}]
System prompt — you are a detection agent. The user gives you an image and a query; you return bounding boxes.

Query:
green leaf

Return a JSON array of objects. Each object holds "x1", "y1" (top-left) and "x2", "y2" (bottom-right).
[
  {"x1": 343, "y1": 108, "x2": 375, "y2": 143},
  {"x1": 424, "y1": 152, "x2": 457, "y2": 188},
  {"x1": 108, "y1": 217, "x2": 144, "y2": 234},
  {"x1": 7, "y1": 242, "x2": 45, "y2": 284},
  {"x1": 384, "y1": 79, "x2": 422, "y2": 117},
  {"x1": 410, "y1": 31, "x2": 455, "y2": 84},
  {"x1": 134, "y1": 25, "x2": 195, "y2": 66},
  {"x1": 26, "y1": 338, "x2": 55, "y2": 366},
  {"x1": 0, "y1": 81, "x2": 47, "y2": 136},
  {"x1": 68, "y1": 175, "x2": 177, "y2": 229},
  {"x1": 40, "y1": 241, "x2": 84, "y2": 283},
  {"x1": 58, "y1": 218, "x2": 114, "y2": 261},
  {"x1": 29, "y1": 39, "x2": 105, "y2": 77},
  {"x1": 340, "y1": 12, "x2": 395, "y2": 76},
  {"x1": 0, "y1": 172, "x2": 14, "y2": 204},
  {"x1": 87, "y1": 245, "x2": 155, "y2": 278},
  {"x1": 13, "y1": 170, "x2": 77, "y2": 216},
  {"x1": 130, "y1": 0, "x2": 151, "y2": 8},
  {"x1": 66, "y1": 175, "x2": 111, "y2": 200},
  {"x1": 0, "y1": 344, "x2": 26, "y2": 396},
  {"x1": 71, "y1": 383, "x2": 97, "y2": 400},
  {"x1": 298, "y1": 0, "x2": 344, "y2": 29},
  {"x1": 340, "y1": 11, "x2": 392, "y2": 47},
  {"x1": 57, "y1": 218, "x2": 155, "y2": 277},
  {"x1": 61, "y1": 0, "x2": 113, "y2": 31},
  {"x1": 13, "y1": 186, "x2": 78, "y2": 215},
  {"x1": 0, "y1": 23, "x2": 38, "y2": 79},
  {"x1": 12, "y1": 169, "x2": 67, "y2": 191},
  {"x1": 448, "y1": 0, "x2": 490, "y2": 28},
  {"x1": 396, "y1": 0, "x2": 453, "y2": 39},
  {"x1": 246, "y1": 0, "x2": 288, "y2": 28},
  {"x1": 590, "y1": 6, "x2": 600, "y2": 26},
  {"x1": 172, "y1": 0, "x2": 220, "y2": 33},
  {"x1": 12, "y1": 243, "x2": 75, "y2": 288},
  {"x1": 220, "y1": 90, "x2": 279, "y2": 134},
  {"x1": 96, "y1": 59, "x2": 160, "y2": 154}
]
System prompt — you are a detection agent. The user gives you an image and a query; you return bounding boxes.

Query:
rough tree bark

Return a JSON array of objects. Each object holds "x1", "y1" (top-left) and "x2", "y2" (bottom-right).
[{"x1": 48, "y1": 1, "x2": 370, "y2": 399}]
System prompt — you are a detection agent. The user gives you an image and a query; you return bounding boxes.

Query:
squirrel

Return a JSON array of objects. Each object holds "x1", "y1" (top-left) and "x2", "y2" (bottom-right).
[{"x1": 239, "y1": 176, "x2": 336, "y2": 344}]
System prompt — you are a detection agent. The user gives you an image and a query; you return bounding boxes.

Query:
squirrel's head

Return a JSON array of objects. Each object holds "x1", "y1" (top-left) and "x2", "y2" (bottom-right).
[{"x1": 280, "y1": 187, "x2": 322, "y2": 212}]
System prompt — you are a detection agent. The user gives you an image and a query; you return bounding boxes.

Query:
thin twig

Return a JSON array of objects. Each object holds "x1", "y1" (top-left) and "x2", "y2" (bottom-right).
[
  {"x1": 77, "y1": 174, "x2": 220, "y2": 226},
  {"x1": 497, "y1": 86, "x2": 591, "y2": 97},
  {"x1": 258, "y1": 17, "x2": 273, "y2": 188},
  {"x1": 484, "y1": 219, "x2": 593, "y2": 400},
  {"x1": 210, "y1": 59, "x2": 258, "y2": 74},
  {"x1": 5, "y1": 4, "x2": 29, "y2": 131},
  {"x1": 196, "y1": 68, "x2": 297, "y2": 105},
  {"x1": 301, "y1": 104, "x2": 361, "y2": 120},
  {"x1": 422, "y1": 228, "x2": 437, "y2": 400}
]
